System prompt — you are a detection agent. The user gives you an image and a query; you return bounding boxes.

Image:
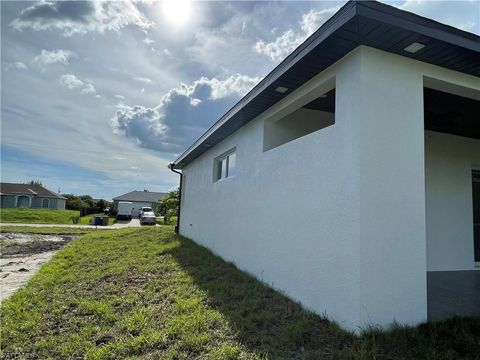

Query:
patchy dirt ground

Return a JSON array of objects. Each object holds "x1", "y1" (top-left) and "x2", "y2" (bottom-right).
[{"x1": 0, "y1": 233, "x2": 78, "y2": 301}]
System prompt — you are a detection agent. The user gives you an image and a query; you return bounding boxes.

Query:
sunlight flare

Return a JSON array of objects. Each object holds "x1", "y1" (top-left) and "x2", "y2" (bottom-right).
[{"x1": 162, "y1": 0, "x2": 192, "y2": 27}]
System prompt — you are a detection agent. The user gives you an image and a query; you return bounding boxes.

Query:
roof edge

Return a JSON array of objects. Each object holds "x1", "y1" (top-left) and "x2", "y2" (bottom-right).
[
  {"x1": 171, "y1": 0, "x2": 480, "y2": 169},
  {"x1": 171, "y1": 0, "x2": 358, "y2": 169}
]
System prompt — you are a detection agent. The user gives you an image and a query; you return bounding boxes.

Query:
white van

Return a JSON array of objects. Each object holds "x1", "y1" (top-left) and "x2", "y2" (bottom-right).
[{"x1": 117, "y1": 201, "x2": 133, "y2": 220}]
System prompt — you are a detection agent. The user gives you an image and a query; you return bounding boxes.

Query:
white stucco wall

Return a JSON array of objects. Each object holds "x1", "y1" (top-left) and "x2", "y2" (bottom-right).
[
  {"x1": 178, "y1": 46, "x2": 480, "y2": 330},
  {"x1": 181, "y1": 53, "x2": 362, "y2": 330},
  {"x1": 425, "y1": 131, "x2": 480, "y2": 271},
  {"x1": 354, "y1": 47, "x2": 428, "y2": 327}
]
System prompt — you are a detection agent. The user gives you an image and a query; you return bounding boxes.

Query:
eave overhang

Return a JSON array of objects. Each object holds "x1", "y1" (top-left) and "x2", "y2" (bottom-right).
[{"x1": 172, "y1": 0, "x2": 480, "y2": 169}]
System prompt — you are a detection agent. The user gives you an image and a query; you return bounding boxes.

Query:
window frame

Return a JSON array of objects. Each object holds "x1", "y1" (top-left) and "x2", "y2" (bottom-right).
[
  {"x1": 472, "y1": 167, "x2": 480, "y2": 265},
  {"x1": 214, "y1": 148, "x2": 236, "y2": 182},
  {"x1": 42, "y1": 198, "x2": 50, "y2": 209}
]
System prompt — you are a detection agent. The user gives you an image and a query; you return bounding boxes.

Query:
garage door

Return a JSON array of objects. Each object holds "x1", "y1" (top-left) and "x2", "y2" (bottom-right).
[{"x1": 130, "y1": 202, "x2": 154, "y2": 217}]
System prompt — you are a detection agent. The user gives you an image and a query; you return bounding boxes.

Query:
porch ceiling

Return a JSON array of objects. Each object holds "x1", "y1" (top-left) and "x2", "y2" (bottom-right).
[
  {"x1": 173, "y1": 0, "x2": 480, "y2": 169},
  {"x1": 425, "y1": 88, "x2": 480, "y2": 139}
]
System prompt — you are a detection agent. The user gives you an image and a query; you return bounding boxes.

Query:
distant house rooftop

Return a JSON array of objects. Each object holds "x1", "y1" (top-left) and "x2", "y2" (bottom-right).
[
  {"x1": 112, "y1": 191, "x2": 167, "y2": 203},
  {"x1": 0, "y1": 183, "x2": 66, "y2": 199}
]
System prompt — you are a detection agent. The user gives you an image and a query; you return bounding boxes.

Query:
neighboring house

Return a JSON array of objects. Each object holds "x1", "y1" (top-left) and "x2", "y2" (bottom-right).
[
  {"x1": 169, "y1": 1, "x2": 480, "y2": 331},
  {"x1": 0, "y1": 183, "x2": 67, "y2": 209},
  {"x1": 112, "y1": 191, "x2": 166, "y2": 217}
]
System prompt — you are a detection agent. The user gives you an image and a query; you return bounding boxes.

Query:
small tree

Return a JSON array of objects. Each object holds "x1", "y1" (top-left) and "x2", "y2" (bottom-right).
[
  {"x1": 26, "y1": 180, "x2": 43, "y2": 186},
  {"x1": 157, "y1": 188, "x2": 179, "y2": 220},
  {"x1": 96, "y1": 199, "x2": 109, "y2": 211},
  {"x1": 62, "y1": 194, "x2": 88, "y2": 210},
  {"x1": 79, "y1": 195, "x2": 95, "y2": 208}
]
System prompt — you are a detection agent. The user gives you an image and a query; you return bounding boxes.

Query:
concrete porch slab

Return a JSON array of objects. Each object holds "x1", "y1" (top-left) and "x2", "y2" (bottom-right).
[{"x1": 427, "y1": 270, "x2": 480, "y2": 321}]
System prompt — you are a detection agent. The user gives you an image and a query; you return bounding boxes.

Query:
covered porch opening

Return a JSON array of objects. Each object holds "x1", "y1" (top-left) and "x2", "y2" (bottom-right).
[{"x1": 424, "y1": 78, "x2": 480, "y2": 321}]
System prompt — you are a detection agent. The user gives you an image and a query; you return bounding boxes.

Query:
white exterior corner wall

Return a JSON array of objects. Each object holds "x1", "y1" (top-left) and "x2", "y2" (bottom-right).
[
  {"x1": 178, "y1": 46, "x2": 479, "y2": 330},
  {"x1": 355, "y1": 48, "x2": 427, "y2": 327}
]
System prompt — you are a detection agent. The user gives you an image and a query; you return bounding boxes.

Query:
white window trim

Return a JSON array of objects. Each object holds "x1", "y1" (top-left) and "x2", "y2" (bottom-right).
[
  {"x1": 15, "y1": 195, "x2": 32, "y2": 208},
  {"x1": 213, "y1": 148, "x2": 236, "y2": 182}
]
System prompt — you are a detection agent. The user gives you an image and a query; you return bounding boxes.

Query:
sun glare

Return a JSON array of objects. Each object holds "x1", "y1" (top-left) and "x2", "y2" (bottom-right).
[{"x1": 162, "y1": 0, "x2": 192, "y2": 27}]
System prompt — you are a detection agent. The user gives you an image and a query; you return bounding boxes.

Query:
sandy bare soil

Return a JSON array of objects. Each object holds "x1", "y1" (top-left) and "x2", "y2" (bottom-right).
[
  {"x1": 0, "y1": 233, "x2": 78, "y2": 301},
  {"x1": 1, "y1": 251, "x2": 58, "y2": 301}
]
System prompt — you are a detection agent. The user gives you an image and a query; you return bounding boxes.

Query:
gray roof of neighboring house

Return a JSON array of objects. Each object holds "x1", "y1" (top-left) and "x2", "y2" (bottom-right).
[
  {"x1": 112, "y1": 191, "x2": 167, "y2": 203},
  {"x1": 0, "y1": 183, "x2": 67, "y2": 200},
  {"x1": 171, "y1": 0, "x2": 480, "y2": 170}
]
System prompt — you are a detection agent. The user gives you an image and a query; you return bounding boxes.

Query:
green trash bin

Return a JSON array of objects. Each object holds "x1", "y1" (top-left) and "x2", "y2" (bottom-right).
[{"x1": 102, "y1": 216, "x2": 109, "y2": 226}]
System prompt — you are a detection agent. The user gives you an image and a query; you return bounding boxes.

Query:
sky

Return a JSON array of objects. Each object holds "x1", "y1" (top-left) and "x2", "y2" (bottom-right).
[{"x1": 1, "y1": 0, "x2": 479, "y2": 200}]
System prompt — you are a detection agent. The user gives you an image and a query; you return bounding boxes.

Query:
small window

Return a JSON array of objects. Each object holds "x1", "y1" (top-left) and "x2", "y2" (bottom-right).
[
  {"x1": 42, "y1": 199, "x2": 49, "y2": 208},
  {"x1": 215, "y1": 150, "x2": 236, "y2": 181}
]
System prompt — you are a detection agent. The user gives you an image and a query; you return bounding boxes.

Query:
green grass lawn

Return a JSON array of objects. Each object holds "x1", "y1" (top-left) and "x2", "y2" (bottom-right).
[
  {"x1": 0, "y1": 208, "x2": 80, "y2": 224},
  {"x1": 0, "y1": 209, "x2": 114, "y2": 226},
  {"x1": 1, "y1": 227, "x2": 479, "y2": 359},
  {"x1": 0, "y1": 226, "x2": 108, "y2": 235},
  {"x1": 156, "y1": 215, "x2": 178, "y2": 225}
]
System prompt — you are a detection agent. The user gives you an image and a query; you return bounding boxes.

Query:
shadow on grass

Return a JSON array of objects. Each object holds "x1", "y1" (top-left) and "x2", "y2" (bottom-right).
[
  {"x1": 166, "y1": 236, "x2": 356, "y2": 359},
  {"x1": 167, "y1": 235, "x2": 480, "y2": 359}
]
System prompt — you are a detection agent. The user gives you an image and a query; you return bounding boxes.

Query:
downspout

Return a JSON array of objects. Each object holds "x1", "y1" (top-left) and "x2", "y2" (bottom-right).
[{"x1": 168, "y1": 163, "x2": 182, "y2": 234}]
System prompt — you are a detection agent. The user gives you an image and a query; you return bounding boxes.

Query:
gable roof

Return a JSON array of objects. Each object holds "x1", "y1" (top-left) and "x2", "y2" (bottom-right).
[
  {"x1": 0, "y1": 183, "x2": 67, "y2": 200},
  {"x1": 171, "y1": 0, "x2": 480, "y2": 170},
  {"x1": 112, "y1": 191, "x2": 167, "y2": 203}
]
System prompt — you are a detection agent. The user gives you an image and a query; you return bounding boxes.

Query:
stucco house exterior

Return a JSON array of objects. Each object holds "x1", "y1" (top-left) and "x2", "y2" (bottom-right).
[
  {"x1": 0, "y1": 183, "x2": 67, "y2": 209},
  {"x1": 169, "y1": 1, "x2": 479, "y2": 331},
  {"x1": 112, "y1": 190, "x2": 166, "y2": 217}
]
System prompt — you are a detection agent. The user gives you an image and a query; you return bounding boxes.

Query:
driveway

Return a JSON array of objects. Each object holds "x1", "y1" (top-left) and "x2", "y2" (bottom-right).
[
  {"x1": 111, "y1": 218, "x2": 142, "y2": 228},
  {"x1": 0, "y1": 219, "x2": 152, "y2": 229}
]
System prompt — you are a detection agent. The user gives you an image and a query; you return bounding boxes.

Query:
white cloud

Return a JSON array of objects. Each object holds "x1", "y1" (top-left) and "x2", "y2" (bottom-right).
[
  {"x1": 133, "y1": 76, "x2": 154, "y2": 84},
  {"x1": 5, "y1": 62, "x2": 28, "y2": 70},
  {"x1": 398, "y1": 0, "x2": 479, "y2": 34},
  {"x1": 10, "y1": 1, "x2": 154, "y2": 36},
  {"x1": 254, "y1": 6, "x2": 339, "y2": 62},
  {"x1": 33, "y1": 49, "x2": 75, "y2": 65},
  {"x1": 197, "y1": 74, "x2": 260, "y2": 100},
  {"x1": 59, "y1": 74, "x2": 83, "y2": 89},
  {"x1": 151, "y1": 47, "x2": 171, "y2": 56},
  {"x1": 184, "y1": 2, "x2": 289, "y2": 76},
  {"x1": 110, "y1": 74, "x2": 261, "y2": 153},
  {"x1": 114, "y1": 94, "x2": 126, "y2": 100},
  {"x1": 254, "y1": 29, "x2": 298, "y2": 62},
  {"x1": 189, "y1": 98, "x2": 201, "y2": 106},
  {"x1": 300, "y1": 7, "x2": 339, "y2": 35},
  {"x1": 80, "y1": 83, "x2": 96, "y2": 94},
  {"x1": 143, "y1": 37, "x2": 154, "y2": 45},
  {"x1": 59, "y1": 74, "x2": 96, "y2": 95}
]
